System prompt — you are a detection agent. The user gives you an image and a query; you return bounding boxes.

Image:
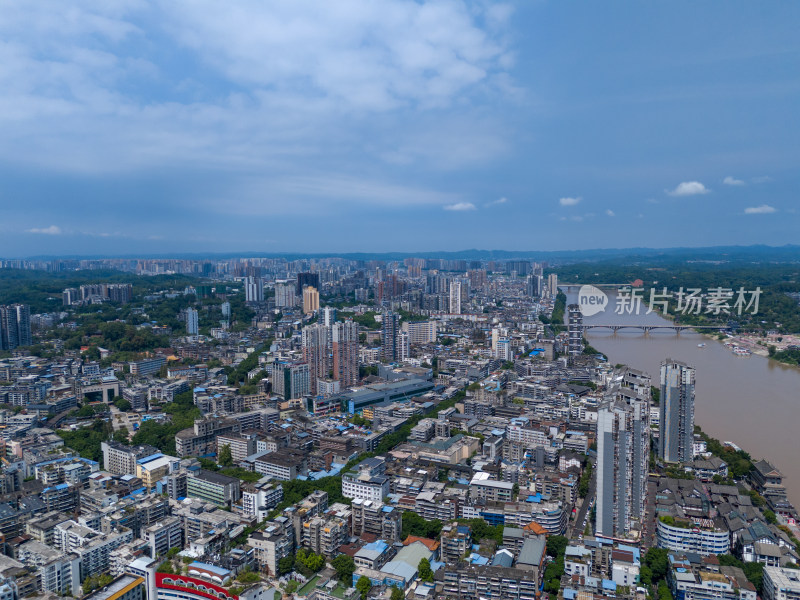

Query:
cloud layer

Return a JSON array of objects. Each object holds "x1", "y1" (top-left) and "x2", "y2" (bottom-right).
[
  {"x1": 559, "y1": 196, "x2": 582, "y2": 206},
  {"x1": 0, "y1": 1, "x2": 515, "y2": 217}
]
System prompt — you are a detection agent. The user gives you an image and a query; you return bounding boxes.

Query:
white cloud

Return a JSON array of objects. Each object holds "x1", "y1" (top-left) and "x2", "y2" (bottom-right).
[
  {"x1": 723, "y1": 176, "x2": 745, "y2": 186},
  {"x1": 161, "y1": 1, "x2": 514, "y2": 111},
  {"x1": 26, "y1": 225, "x2": 62, "y2": 235},
  {"x1": 0, "y1": 0, "x2": 517, "y2": 219},
  {"x1": 751, "y1": 176, "x2": 773, "y2": 184},
  {"x1": 744, "y1": 204, "x2": 777, "y2": 214},
  {"x1": 666, "y1": 181, "x2": 710, "y2": 196},
  {"x1": 559, "y1": 196, "x2": 581, "y2": 206},
  {"x1": 485, "y1": 196, "x2": 508, "y2": 207},
  {"x1": 443, "y1": 202, "x2": 476, "y2": 212},
  {"x1": 605, "y1": 209, "x2": 615, "y2": 217}
]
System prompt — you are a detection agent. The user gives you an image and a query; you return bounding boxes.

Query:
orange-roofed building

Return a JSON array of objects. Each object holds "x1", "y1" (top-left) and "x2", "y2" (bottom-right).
[
  {"x1": 523, "y1": 521, "x2": 548, "y2": 536},
  {"x1": 403, "y1": 535, "x2": 441, "y2": 556}
]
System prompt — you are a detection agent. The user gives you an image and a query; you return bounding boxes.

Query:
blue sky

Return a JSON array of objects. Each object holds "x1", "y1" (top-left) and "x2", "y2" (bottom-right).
[{"x1": 1, "y1": 1, "x2": 798, "y2": 257}]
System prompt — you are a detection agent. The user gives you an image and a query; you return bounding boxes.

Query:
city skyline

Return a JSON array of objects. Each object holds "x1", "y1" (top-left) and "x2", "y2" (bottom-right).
[{"x1": 1, "y1": 2, "x2": 799, "y2": 256}]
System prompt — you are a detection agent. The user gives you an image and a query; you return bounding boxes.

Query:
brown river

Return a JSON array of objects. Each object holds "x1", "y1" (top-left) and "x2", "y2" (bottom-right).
[{"x1": 564, "y1": 286, "x2": 800, "y2": 504}]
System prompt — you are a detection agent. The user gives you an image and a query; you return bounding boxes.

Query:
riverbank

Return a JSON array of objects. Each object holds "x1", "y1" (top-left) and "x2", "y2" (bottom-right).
[
  {"x1": 570, "y1": 284, "x2": 800, "y2": 506},
  {"x1": 698, "y1": 331, "x2": 770, "y2": 357}
]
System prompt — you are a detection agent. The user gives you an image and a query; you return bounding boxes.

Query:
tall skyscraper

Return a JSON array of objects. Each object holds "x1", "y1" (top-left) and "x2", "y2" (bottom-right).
[
  {"x1": 398, "y1": 331, "x2": 410, "y2": 361},
  {"x1": 14, "y1": 304, "x2": 31, "y2": 347},
  {"x1": 449, "y1": 281, "x2": 462, "y2": 314},
  {"x1": 547, "y1": 273, "x2": 558, "y2": 297},
  {"x1": 567, "y1": 304, "x2": 583, "y2": 357},
  {"x1": 322, "y1": 306, "x2": 337, "y2": 326},
  {"x1": 0, "y1": 306, "x2": 19, "y2": 351},
  {"x1": 659, "y1": 359, "x2": 696, "y2": 463},
  {"x1": 526, "y1": 274, "x2": 543, "y2": 298},
  {"x1": 272, "y1": 361, "x2": 310, "y2": 400},
  {"x1": 297, "y1": 272, "x2": 320, "y2": 296},
  {"x1": 244, "y1": 277, "x2": 264, "y2": 303},
  {"x1": 302, "y1": 323, "x2": 330, "y2": 396},
  {"x1": 596, "y1": 388, "x2": 650, "y2": 538},
  {"x1": 0, "y1": 304, "x2": 30, "y2": 350},
  {"x1": 221, "y1": 302, "x2": 231, "y2": 320},
  {"x1": 274, "y1": 282, "x2": 297, "y2": 308},
  {"x1": 302, "y1": 286, "x2": 320, "y2": 315},
  {"x1": 332, "y1": 320, "x2": 359, "y2": 388},
  {"x1": 381, "y1": 311, "x2": 399, "y2": 363},
  {"x1": 62, "y1": 288, "x2": 80, "y2": 306},
  {"x1": 186, "y1": 308, "x2": 199, "y2": 335}
]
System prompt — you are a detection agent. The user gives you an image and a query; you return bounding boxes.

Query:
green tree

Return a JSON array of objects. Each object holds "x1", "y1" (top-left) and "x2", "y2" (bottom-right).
[
  {"x1": 402, "y1": 511, "x2": 443, "y2": 540},
  {"x1": 112, "y1": 428, "x2": 130, "y2": 445},
  {"x1": 643, "y1": 547, "x2": 670, "y2": 586},
  {"x1": 658, "y1": 580, "x2": 673, "y2": 600},
  {"x1": 356, "y1": 575, "x2": 372, "y2": 600},
  {"x1": 578, "y1": 461, "x2": 593, "y2": 498},
  {"x1": 236, "y1": 570, "x2": 261, "y2": 584},
  {"x1": 278, "y1": 555, "x2": 295, "y2": 576},
  {"x1": 113, "y1": 397, "x2": 132, "y2": 411},
  {"x1": 219, "y1": 444, "x2": 233, "y2": 467},
  {"x1": 418, "y1": 558, "x2": 433, "y2": 583},
  {"x1": 546, "y1": 535, "x2": 569, "y2": 558},
  {"x1": 332, "y1": 554, "x2": 356, "y2": 584},
  {"x1": 640, "y1": 565, "x2": 653, "y2": 587},
  {"x1": 57, "y1": 420, "x2": 112, "y2": 462},
  {"x1": 157, "y1": 561, "x2": 176, "y2": 574},
  {"x1": 391, "y1": 585, "x2": 404, "y2": 600}
]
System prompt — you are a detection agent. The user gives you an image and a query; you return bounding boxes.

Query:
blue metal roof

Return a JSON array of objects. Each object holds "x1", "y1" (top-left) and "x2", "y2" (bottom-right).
[
  {"x1": 189, "y1": 562, "x2": 230, "y2": 577},
  {"x1": 137, "y1": 453, "x2": 164, "y2": 464},
  {"x1": 364, "y1": 540, "x2": 389, "y2": 552}
]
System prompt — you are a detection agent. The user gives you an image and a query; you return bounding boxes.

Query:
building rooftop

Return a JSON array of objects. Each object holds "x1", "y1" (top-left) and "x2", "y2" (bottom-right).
[
  {"x1": 190, "y1": 469, "x2": 239, "y2": 485},
  {"x1": 83, "y1": 575, "x2": 144, "y2": 600}
]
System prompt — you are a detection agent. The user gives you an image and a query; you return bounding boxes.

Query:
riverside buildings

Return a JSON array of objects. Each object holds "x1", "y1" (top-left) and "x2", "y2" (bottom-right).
[
  {"x1": 659, "y1": 359, "x2": 695, "y2": 464},
  {"x1": 596, "y1": 383, "x2": 650, "y2": 538}
]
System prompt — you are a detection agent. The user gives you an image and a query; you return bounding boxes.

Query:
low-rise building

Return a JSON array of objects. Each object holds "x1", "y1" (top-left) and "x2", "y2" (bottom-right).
[
  {"x1": 239, "y1": 481, "x2": 283, "y2": 522},
  {"x1": 186, "y1": 470, "x2": 241, "y2": 507}
]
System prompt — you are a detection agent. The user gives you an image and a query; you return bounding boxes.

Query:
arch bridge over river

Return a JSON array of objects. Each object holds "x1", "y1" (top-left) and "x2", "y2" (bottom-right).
[{"x1": 581, "y1": 324, "x2": 726, "y2": 333}]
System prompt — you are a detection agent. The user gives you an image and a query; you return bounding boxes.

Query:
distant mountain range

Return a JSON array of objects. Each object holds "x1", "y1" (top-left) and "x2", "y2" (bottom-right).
[{"x1": 12, "y1": 244, "x2": 800, "y2": 265}]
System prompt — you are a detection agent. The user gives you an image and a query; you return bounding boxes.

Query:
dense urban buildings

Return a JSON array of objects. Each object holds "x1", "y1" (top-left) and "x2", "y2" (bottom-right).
[{"x1": 0, "y1": 255, "x2": 796, "y2": 600}]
